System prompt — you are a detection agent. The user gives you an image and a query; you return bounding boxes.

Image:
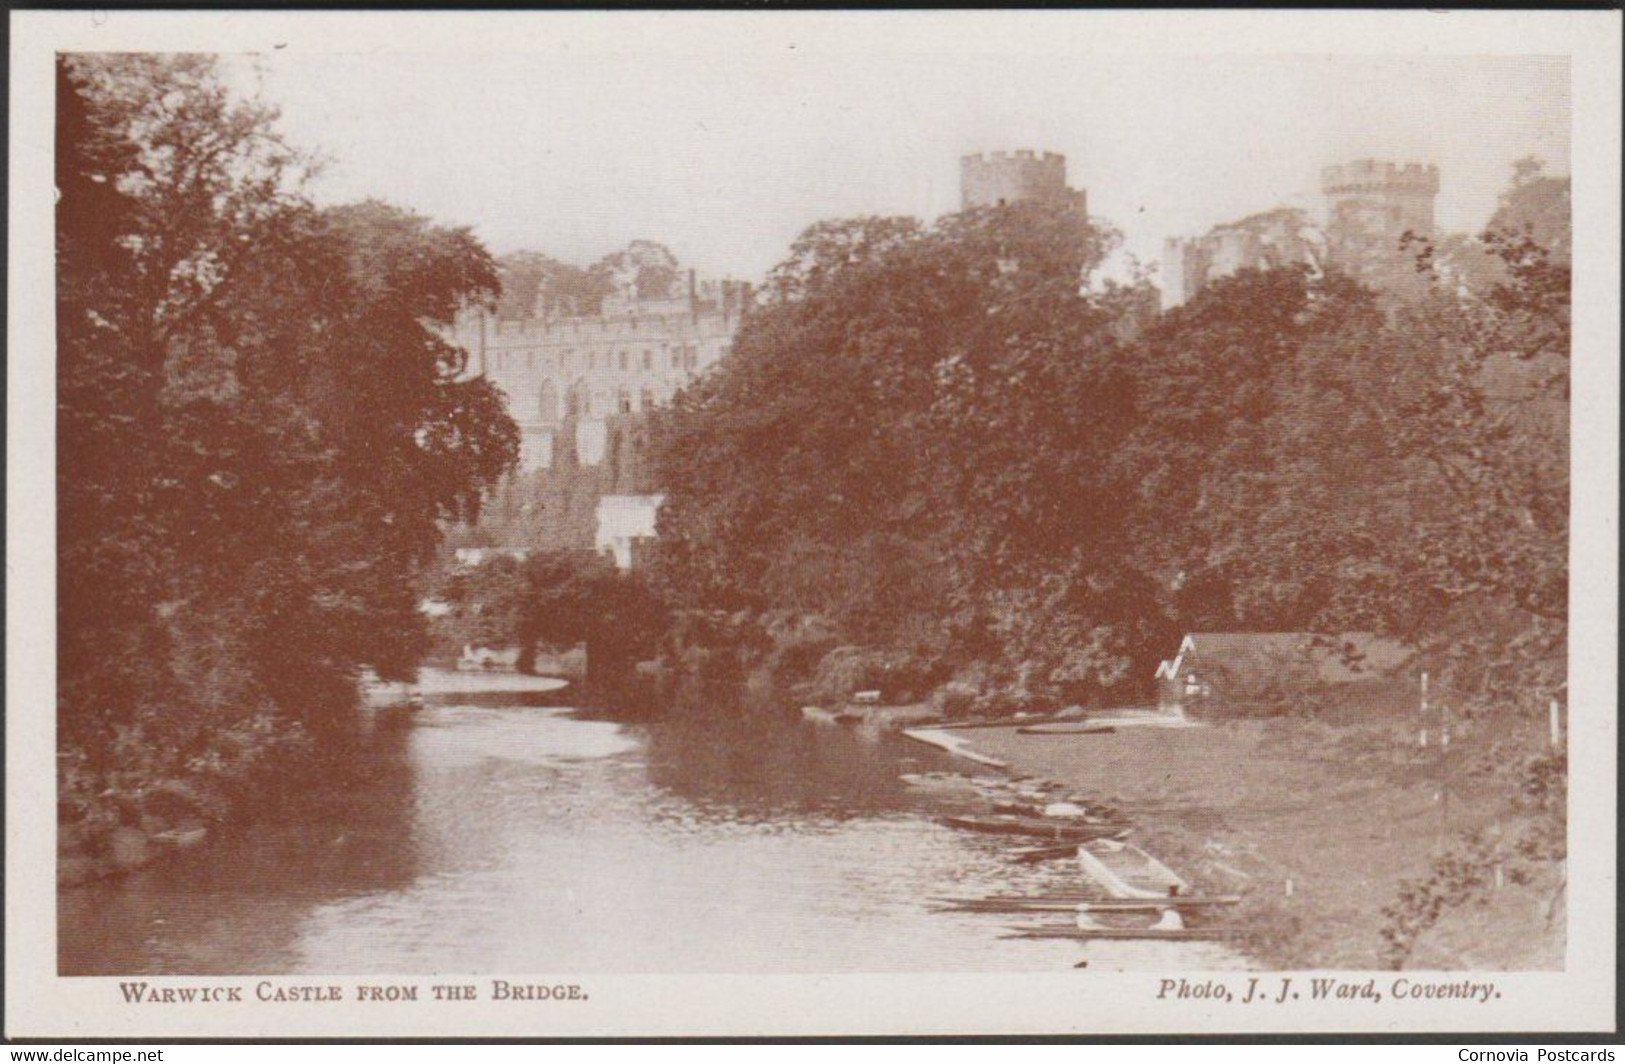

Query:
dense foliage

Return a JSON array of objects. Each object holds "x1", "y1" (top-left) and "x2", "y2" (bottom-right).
[
  {"x1": 650, "y1": 176, "x2": 1569, "y2": 714},
  {"x1": 434, "y1": 552, "x2": 669, "y2": 680},
  {"x1": 57, "y1": 55, "x2": 518, "y2": 828},
  {"x1": 493, "y1": 239, "x2": 683, "y2": 319}
]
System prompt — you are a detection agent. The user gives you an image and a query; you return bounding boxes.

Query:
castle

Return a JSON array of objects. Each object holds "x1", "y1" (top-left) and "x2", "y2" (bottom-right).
[
  {"x1": 1162, "y1": 159, "x2": 1441, "y2": 310},
  {"x1": 960, "y1": 150, "x2": 1088, "y2": 213},
  {"x1": 452, "y1": 150, "x2": 1441, "y2": 567},
  {"x1": 1320, "y1": 160, "x2": 1440, "y2": 280},
  {"x1": 452, "y1": 271, "x2": 751, "y2": 473}
]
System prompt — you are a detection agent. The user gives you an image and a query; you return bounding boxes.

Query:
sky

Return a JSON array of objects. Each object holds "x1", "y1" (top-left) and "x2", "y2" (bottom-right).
[{"x1": 232, "y1": 49, "x2": 1570, "y2": 285}]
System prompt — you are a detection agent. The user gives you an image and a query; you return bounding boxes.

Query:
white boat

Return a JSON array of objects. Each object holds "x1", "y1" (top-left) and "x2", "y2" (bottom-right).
[
  {"x1": 900, "y1": 727, "x2": 1009, "y2": 768},
  {"x1": 1076, "y1": 838, "x2": 1190, "y2": 900}
]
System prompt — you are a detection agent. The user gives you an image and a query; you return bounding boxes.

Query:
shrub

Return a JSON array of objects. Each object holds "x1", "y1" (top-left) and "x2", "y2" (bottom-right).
[{"x1": 807, "y1": 646, "x2": 946, "y2": 705}]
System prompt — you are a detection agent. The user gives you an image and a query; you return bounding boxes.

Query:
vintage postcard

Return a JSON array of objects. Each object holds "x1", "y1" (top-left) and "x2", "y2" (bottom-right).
[{"x1": 7, "y1": 8, "x2": 1620, "y2": 1040}]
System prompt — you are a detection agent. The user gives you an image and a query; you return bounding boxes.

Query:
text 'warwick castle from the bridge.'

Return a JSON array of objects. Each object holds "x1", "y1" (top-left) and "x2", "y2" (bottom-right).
[{"x1": 453, "y1": 148, "x2": 1445, "y2": 568}]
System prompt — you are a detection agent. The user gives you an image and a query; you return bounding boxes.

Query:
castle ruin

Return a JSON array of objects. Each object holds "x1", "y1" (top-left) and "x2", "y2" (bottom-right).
[{"x1": 1161, "y1": 159, "x2": 1441, "y2": 310}]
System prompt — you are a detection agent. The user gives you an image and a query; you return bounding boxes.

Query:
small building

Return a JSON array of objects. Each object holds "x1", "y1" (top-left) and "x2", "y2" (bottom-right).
[
  {"x1": 1154, "y1": 632, "x2": 1413, "y2": 714},
  {"x1": 594, "y1": 493, "x2": 665, "y2": 570}
]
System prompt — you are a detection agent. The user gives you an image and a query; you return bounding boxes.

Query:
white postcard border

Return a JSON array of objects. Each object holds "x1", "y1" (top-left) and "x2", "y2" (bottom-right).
[{"x1": 8, "y1": 8, "x2": 1619, "y2": 1039}]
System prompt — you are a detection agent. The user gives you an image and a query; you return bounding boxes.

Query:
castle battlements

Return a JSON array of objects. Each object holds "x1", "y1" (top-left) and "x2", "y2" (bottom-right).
[
  {"x1": 959, "y1": 148, "x2": 1083, "y2": 213},
  {"x1": 961, "y1": 150, "x2": 1067, "y2": 167},
  {"x1": 1321, "y1": 159, "x2": 1441, "y2": 195}
]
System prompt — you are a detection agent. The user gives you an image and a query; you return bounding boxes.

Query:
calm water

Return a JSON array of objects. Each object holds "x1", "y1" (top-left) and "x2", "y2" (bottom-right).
[{"x1": 60, "y1": 675, "x2": 1243, "y2": 974}]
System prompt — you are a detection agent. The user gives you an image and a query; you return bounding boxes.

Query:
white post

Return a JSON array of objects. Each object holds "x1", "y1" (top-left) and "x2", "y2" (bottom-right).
[{"x1": 1419, "y1": 672, "x2": 1430, "y2": 748}]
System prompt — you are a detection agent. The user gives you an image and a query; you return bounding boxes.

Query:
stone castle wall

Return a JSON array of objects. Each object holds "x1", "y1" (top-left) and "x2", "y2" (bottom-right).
[
  {"x1": 1162, "y1": 159, "x2": 1440, "y2": 310},
  {"x1": 449, "y1": 272, "x2": 749, "y2": 556},
  {"x1": 454, "y1": 274, "x2": 750, "y2": 473},
  {"x1": 960, "y1": 150, "x2": 1087, "y2": 214}
]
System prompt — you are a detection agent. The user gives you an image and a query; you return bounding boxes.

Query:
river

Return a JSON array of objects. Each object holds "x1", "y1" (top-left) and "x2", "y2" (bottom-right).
[{"x1": 60, "y1": 673, "x2": 1244, "y2": 975}]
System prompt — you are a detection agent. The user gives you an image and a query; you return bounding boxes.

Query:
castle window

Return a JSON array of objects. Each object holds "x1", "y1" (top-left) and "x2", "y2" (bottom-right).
[
  {"x1": 670, "y1": 349, "x2": 680, "y2": 369},
  {"x1": 617, "y1": 387, "x2": 632, "y2": 414},
  {"x1": 640, "y1": 387, "x2": 655, "y2": 411},
  {"x1": 618, "y1": 350, "x2": 629, "y2": 372},
  {"x1": 642, "y1": 349, "x2": 653, "y2": 371}
]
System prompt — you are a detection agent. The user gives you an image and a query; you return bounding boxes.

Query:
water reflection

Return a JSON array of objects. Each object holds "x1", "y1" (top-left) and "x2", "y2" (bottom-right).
[
  {"x1": 636, "y1": 710, "x2": 920, "y2": 823},
  {"x1": 59, "y1": 717, "x2": 424, "y2": 975},
  {"x1": 60, "y1": 679, "x2": 1245, "y2": 975}
]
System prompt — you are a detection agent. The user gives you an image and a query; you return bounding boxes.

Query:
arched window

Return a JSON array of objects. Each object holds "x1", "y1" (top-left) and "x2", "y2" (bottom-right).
[
  {"x1": 538, "y1": 379, "x2": 559, "y2": 425},
  {"x1": 567, "y1": 379, "x2": 586, "y2": 418}
]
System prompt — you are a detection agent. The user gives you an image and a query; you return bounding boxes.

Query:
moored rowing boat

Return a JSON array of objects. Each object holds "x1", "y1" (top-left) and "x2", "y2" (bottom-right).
[
  {"x1": 1002, "y1": 925, "x2": 1228, "y2": 942},
  {"x1": 940, "y1": 814, "x2": 1129, "y2": 841},
  {"x1": 1076, "y1": 838, "x2": 1189, "y2": 899}
]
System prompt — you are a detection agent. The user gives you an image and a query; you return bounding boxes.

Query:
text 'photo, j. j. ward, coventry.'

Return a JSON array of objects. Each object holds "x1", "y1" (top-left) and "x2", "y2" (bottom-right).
[{"x1": 51, "y1": 38, "x2": 1581, "y2": 988}]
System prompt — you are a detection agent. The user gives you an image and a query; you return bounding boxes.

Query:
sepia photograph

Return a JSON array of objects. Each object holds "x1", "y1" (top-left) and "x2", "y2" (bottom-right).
[{"x1": 7, "y1": 8, "x2": 1619, "y2": 1040}]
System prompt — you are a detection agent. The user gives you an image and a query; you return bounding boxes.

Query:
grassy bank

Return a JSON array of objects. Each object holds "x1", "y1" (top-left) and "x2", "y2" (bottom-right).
[{"x1": 954, "y1": 707, "x2": 1565, "y2": 970}]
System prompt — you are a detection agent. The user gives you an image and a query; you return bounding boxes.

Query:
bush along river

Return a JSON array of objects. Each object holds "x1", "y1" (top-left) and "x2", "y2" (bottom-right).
[{"x1": 59, "y1": 671, "x2": 1246, "y2": 975}]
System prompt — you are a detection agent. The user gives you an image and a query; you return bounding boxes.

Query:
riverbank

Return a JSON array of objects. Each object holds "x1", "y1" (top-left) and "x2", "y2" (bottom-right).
[
  {"x1": 59, "y1": 669, "x2": 574, "y2": 890},
  {"x1": 943, "y1": 707, "x2": 1566, "y2": 970}
]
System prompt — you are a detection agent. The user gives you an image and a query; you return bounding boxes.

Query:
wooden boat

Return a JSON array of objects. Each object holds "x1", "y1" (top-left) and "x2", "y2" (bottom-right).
[
  {"x1": 1075, "y1": 897, "x2": 1238, "y2": 912},
  {"x1": 800, "y1": 705, "x2": 862, "y2": 726},
  {"x1": 1076, "y1": 838, "x2": 1189, "y2": 899},
  {"x1": 927, "y1": 712, "x2": 1088, "y2": 731},
  {"x1": 1008, "y1": 843, "x2": 1080, "y2": 864},
  {"x1": 1016, "y1": 722, "x2": 1116, "y2": 736},
  {"x1": 897, "y1": 771, "x2": 1008, "y2": 792},
  {"x1": 901, "y1": 728, "x2": 1009, "y2": 768},
  {"x1": 1002, "y1": 925, "x2": 1229, "y2": 942},
  {"x1": 940, "y1": 814, "x2": 1129, "y2": 841},
  {"x1": 933, "y1": 895, "x2": 1239, "y2": 914}
]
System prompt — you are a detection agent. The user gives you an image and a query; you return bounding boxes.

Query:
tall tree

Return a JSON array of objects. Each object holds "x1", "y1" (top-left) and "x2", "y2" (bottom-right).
[
  {"x1": 651, "y1": 202, "x2": 1153, "y2": 699},
  {"x1": 57, "y1": 53, "x2": 518, "y2": 783}
]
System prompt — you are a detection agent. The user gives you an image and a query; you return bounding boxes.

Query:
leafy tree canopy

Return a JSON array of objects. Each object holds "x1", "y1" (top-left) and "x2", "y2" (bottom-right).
[{"x1": 58, "y1": 54, "x2": 519, "y2": 770}]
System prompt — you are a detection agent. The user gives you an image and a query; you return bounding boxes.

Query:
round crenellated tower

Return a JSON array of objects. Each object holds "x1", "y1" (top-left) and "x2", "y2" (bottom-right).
[
  {"x1": 1321, "y1": 159, "x2": 1440, "y2": 276},
  {"x1": 960, "y1": 150, "x2": 1086, "y2": 213}
]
